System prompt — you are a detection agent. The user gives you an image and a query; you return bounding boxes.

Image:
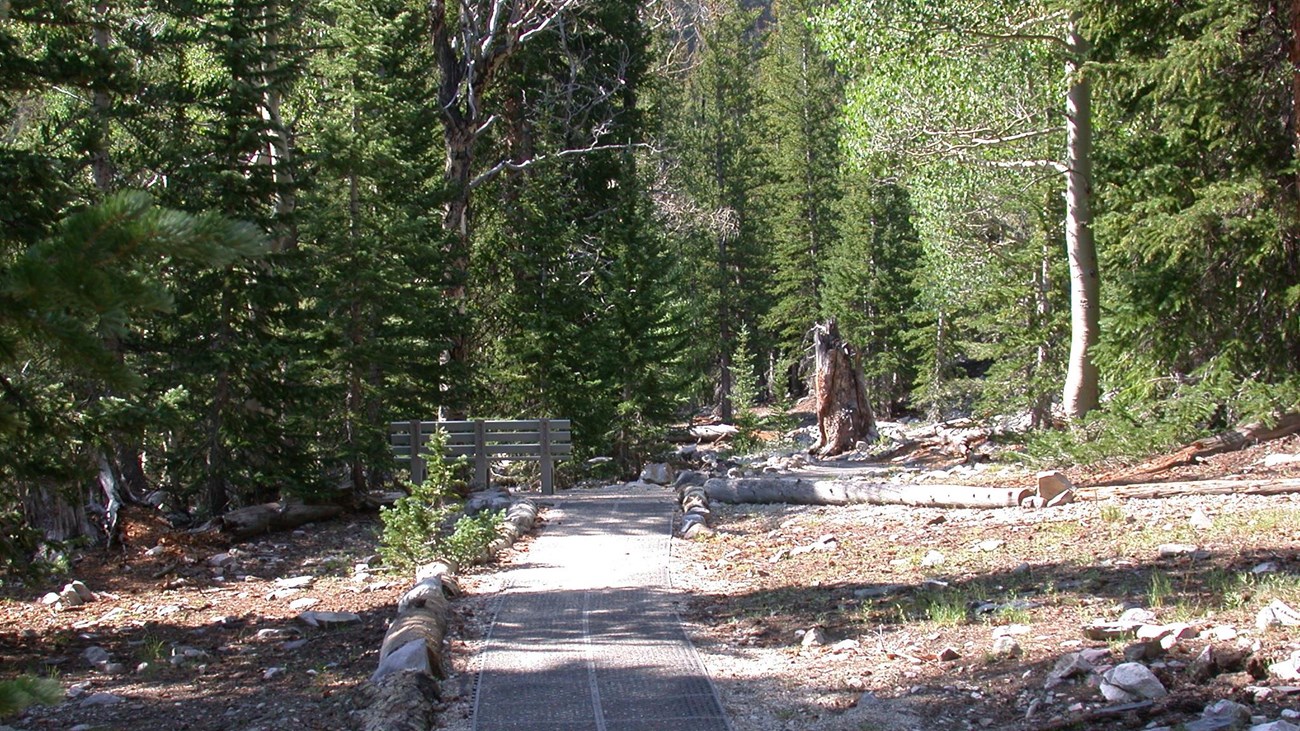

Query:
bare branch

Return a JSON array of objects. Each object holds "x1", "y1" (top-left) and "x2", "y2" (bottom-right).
[{"x1": 469, "y1": 142, "x2": 652, "y2": 190}]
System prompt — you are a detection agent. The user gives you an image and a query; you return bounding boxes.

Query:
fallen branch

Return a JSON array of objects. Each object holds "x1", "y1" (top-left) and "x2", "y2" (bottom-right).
[
  {"x1": 1111, "y1": 412, "x2": 1300, "y2": 479},
  {"x1": 208, "y1": 502, "x2": 345, "y2": 540},
  {"x1": 1080, "y1": 478, "x2": 1300, "y2": 501},
  {"x1": 704, "y1": 476, "x2": 1300, "y2": 509}
]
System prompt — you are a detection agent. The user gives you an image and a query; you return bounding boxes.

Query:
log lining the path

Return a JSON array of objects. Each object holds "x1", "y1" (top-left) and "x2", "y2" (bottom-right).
[{"x1": 704, "y1": 476, "x2": 1300, "y2": 509}]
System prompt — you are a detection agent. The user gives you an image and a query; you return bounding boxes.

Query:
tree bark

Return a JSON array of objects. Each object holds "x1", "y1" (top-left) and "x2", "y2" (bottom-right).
[
  {"x1": 1061, "y1": 13, "x2": 1099, "y2": 420},
  {"x1": 810, "y1": 321, "x2": 877, "y2": 456}
]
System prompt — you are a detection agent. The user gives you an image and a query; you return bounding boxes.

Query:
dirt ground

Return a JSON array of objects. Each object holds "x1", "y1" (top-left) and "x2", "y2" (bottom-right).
[{"x1": 1, "y1": 434, "x2": 1298, "y2": 730}]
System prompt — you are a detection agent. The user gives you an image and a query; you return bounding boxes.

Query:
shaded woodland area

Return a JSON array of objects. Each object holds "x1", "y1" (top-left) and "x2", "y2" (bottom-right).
[{"x1": 2, "y1": 0, "x2": 1299, "y2": 566}]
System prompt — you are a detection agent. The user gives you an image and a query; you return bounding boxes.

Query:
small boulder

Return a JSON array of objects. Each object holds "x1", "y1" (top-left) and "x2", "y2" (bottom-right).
[
  {"x1": 800, "y1": 626, "x2": 827, "y2": 649},
  {"x1": 1036, "y1": 471, "x2": 1073, "y2": 502},
  {"x1": 1100, "y1": 662, "x2": 1167, "y2": 702},
  {"x1": 991, "y1": 636, "x2": 1022, "y2": 659},
  {"x1": 82, "y1": 646, "x2": 112, "y2": 670},
  {"x1": 639, "y1": 463, "x2": 674, "y2": 485},
  {"x1": 67, "y1": 580, "x2": 96, "y2": 603},
  {"x1": 1256, "y1": 600, "x2": 1300, "y2": 631}
]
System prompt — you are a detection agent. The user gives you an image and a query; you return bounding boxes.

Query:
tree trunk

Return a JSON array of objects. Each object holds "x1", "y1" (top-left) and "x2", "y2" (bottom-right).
[
  {"x1": 810, "y1": 321, "x2": 877, "y2": 456},
  {"x1": 1061, "y1": 14, "x2": 1099, "y2": 419}
]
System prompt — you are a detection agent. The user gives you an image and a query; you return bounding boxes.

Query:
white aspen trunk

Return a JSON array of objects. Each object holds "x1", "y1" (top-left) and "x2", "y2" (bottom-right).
[{"x1": 1061, "y1": 14, "x2": 1099, "y2": 419}]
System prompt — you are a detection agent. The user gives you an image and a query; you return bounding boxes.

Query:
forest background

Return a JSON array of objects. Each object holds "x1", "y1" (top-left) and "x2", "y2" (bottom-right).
[{"x1": 2, "y1": 0, "x2": 1298, "y2": 566}]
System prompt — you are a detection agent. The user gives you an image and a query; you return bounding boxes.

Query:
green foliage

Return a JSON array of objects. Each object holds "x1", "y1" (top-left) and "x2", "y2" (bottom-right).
[
  {"x1": 0, "y1": 676, "x2": 62, "y2": 718},
  {"x1": 442, "y1": 510, "x2": 505, "y2": 568},
  {"x1": 758, "y1": 0, "x2": 846, "y2": 393},
  {"x1": 378, "y1": 479, "x2": 460, "y2": 571},
  {"x1": 1025, "y1": 367, "x2": 1300, "y2": 467},
  {"x1": 378, "y1": 432, "x2": 461, "y2": 570}
]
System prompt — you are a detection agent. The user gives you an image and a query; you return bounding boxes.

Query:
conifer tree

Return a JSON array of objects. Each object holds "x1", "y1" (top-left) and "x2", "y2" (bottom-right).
[{"x1": 757, "y1": 0, "x2": 845, "y2": 399}]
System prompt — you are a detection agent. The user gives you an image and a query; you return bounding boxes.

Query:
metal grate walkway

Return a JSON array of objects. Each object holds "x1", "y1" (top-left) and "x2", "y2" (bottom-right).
[{"x1": 472, "y1": 484, "x2": 731, "y2": 731}]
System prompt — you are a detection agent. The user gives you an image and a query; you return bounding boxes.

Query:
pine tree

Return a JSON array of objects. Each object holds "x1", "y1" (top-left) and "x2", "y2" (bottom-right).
[
  {"x1": 667, "y1": 0, "x2": 774, "y2": 420},
  {"x1": 757, "y1": 0, "x2": 845, "y2": 399}
]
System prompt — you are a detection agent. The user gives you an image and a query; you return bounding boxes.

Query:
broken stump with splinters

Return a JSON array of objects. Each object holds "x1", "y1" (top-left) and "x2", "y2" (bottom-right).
[{"x1": 810, "y1": 321, "x2": 877, "y2": 457}]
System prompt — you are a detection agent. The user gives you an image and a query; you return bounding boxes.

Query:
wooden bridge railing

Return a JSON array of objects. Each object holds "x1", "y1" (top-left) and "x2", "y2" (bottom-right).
[{"x1": 389, "y1": 418, "x2": 572, "y2": 495}]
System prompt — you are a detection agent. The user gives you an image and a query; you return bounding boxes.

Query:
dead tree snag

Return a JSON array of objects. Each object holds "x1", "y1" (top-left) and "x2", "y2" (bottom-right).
[{"x1": 810, "y1": 321, "x2": 877, "y2": 456}]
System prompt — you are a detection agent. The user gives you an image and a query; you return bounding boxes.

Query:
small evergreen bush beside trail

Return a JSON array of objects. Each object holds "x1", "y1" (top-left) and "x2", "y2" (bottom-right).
[
  {"x1": 378, "y1": 429, "x2": 507, "y2": 570},
  {"x1": 0, "y1": 676, "x2": 62, "y2": 718}
]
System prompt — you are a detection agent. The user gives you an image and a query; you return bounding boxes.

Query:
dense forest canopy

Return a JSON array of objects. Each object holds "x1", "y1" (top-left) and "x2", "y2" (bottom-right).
[{"x1": 1, "y1": 0, "x2": 1298, "y2": 565}]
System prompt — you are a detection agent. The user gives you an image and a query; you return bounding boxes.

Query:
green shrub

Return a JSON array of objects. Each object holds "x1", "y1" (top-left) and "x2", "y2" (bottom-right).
[
  {"x1": 0, "y1": 676, "x2": 62, "y2": 718},
  {"x1": 378, "y1": 430, "x2": 460, "y2": 570},
  {"x1": 442, "y1": 510, "x2": 505, "y2": 567},
  {"x1": 379, "y1": 430, "x2": 510, "y2": 570}
]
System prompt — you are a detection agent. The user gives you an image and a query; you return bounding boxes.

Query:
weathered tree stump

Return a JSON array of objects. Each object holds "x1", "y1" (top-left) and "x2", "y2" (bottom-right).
[{"x1": 810, "y1": 321, "x2": 877, "y2": 456}]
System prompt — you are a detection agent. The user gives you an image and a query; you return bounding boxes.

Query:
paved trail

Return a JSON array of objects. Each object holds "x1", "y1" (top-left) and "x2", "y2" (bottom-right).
[{"x1": 471, "y1": 483, "x2": 731, "y2": 731}]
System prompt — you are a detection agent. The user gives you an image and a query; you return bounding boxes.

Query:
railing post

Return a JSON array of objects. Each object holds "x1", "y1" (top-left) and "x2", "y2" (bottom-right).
[
  {"x1": 539, "y1": 418, "x2": 554, "y2": 496},
  {"x1": 409, "y1": 419, "x2": 425, "y2": 486},
  {"x1": 473, "y1": 419, "x2": 489, "y2": 490}
]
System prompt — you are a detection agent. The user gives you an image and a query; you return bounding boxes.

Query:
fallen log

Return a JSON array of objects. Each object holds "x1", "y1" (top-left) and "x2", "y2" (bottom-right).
[
  {"x1": 1116, "y1": 412, "x2": 1300, "y2": 479},
  {"x1": 704, "y1": 477, "x2": 1032, "y2": 509},
  {"x1": 1080, "y1": 478, "x2": 1300, "y2": 501},
  {"x1": 703, "y1": 475, "x2": 1300, "y2": 509},
  {"x1": 210, "y1": 501, "x2": 345, "y2": 540}
]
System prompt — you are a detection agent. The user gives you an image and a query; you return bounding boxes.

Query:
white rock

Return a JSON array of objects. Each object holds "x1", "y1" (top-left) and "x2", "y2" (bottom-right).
[
  {"x1": 1262, "y1": 453, "x2": 1300, "y2": 467},
  {"x1": 1249, "y1": 723, "x2": 1300, "y2": 731},
  {"x1": 830, "y1": 639, "x2": 860, "y2": 653},
  {"x1": 921, "y1": 550, "x2": 945, "y2": 567},
  {"x1": 1269, "y1": 650, "x2": 1300, "y2": 681},
  {"x1": 288, "y1": 597, "x2": 320, "y2": 610},
  {"x1": 274, "y1": 575, "x2": 314, "y2": 589},
  {"x1": 1158, "y1": 543, "x2": 1198, "y2": 557},
  {"x1": 40, "y1": 592, "x2": 60, "y2": 605},
  {"x1": 372, "y1": 639, "x2": 433, "y2": 682},
  {"x1": 1252, "y1": 562, "x2": 1280, "y2": 575},
  {"x1": 67, "y1": 580, "x2": 96, "y2": 602},
  {"x1": 144, "y1": 545, "x2": 165, "y2": 557},
  {"x1": 1257, "y1": 600, "x2": 1300, "y2": 630},
  {"x1": 81, "y1": 692, "x2": 123, "y2": 707},
  {"x1": 801, "y1": 626, "x2": 827, "y2": 648},
  {"x1": 992, "y1": 636, "x2": 1022, "y2": 659},
  {"x1": 296, "y1": 611, "x2": 361, "y2": 628},
  {"x1": 974, "y1": 539, "x2": 1005, "y2": 552},
  {"x1": 1119, "y1": 608, "x2": 1158, "y2": 624},
  {"x1": 1100, "y1": 662, "x2": 1167, "y2": 701},
  {"x1": 1189, "y1": 508, "x2": 1214, "y2": 530},
  {"x1": 59, "y1": 586, "x2": 84, "y2": 606},
  {"x1": 262, "y1": 666, "x2": 286, "y2": 680}
]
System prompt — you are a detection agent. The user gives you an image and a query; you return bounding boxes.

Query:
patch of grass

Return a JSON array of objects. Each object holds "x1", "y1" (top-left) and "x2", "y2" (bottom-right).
[
  {"x1": 993, "y1": 605, "x2": 1033, "y2": 624},
  {"x1": 1098, "y1": 503, "x2": 1125, "y2": 524},
  {"x1": 138, "y1": 634, "x2": 168, "y2": 665},
  {"x1": 1148, "y1": 571, "x2": 1174, "y2": 608},
  {"x1": 925, "y1": 593, "x2": 969, "y2": 626}
]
